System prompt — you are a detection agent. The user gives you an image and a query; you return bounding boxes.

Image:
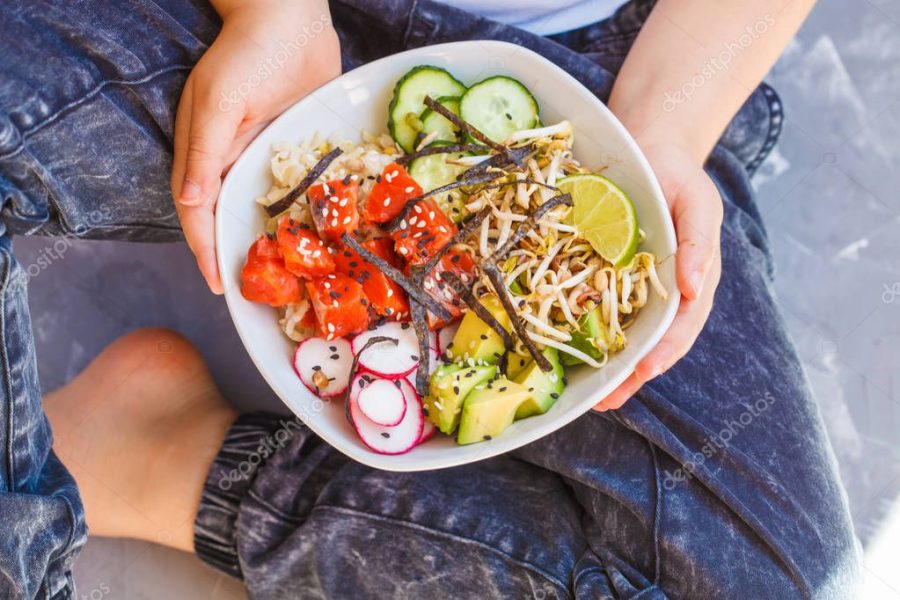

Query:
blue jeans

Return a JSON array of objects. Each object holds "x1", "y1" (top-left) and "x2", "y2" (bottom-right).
[{"x1": 0, "y1": 0, "x2": 859, "y2": 598}]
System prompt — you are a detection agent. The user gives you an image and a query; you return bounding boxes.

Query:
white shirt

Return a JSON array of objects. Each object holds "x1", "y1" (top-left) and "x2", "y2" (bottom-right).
[{"x1": 440, "y1": 0, "x2": 621, "y2": 36}]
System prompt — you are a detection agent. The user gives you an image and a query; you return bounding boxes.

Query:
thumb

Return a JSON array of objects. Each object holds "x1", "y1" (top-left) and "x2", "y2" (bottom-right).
[{"x1": 177, "y1": 92, "x2": 242, "y2": 206}]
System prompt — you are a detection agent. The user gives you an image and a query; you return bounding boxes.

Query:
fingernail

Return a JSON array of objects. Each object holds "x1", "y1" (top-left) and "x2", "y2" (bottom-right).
[
  {"x1": 179, "y1": 178, "x2": 202, "y2": 205},
  {"x1": 689, "y1": 271, "x2": 704, "y2": 297}
]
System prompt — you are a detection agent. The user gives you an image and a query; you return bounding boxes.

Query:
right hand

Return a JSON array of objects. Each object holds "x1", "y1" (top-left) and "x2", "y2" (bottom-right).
[{"x1": 171, "y1": 0, "x2": 341, "y2": 293}]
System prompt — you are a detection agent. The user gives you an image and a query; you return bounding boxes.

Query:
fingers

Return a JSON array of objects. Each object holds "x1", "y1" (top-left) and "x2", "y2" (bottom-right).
[
  {"x1": 593, "y1": 249, "x2": 721, "y2": 413},
  {"x1": 672, "y1": 172, "x2": 723, "y2": 300},
  {"x1": 177, "y1": 81, "x2": 242, "y2": 206},
  {"x1": 172, "y1": 76, "x2": 241, "y2": 294},
  {"x1": 634, "y1": 258, "x2": 720, "y2": 381}
]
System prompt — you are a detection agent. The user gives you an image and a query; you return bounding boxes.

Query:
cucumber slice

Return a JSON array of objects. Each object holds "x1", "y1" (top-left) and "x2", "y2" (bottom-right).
[
  {"x1": 408, "y1": 143, "x2": 470, "y2": 223},
  {"x1": 459, "y1": 76, "x2": 539, "y2": 144},
  {"x1": 388, "y1": 66, "x2": 467, "y2": 153},
  {"x1": 419, "y1": 96, "x2": 461, "y2": 144}
]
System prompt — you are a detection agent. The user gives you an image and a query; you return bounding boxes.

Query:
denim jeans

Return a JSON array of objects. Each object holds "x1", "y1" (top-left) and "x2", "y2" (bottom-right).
[{"x1": 0, "y1": 0, "x2": 859, "y2": 598}]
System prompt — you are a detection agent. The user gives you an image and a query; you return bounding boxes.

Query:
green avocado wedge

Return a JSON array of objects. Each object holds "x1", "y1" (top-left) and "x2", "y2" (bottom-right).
[
  {"x1": 456, "y1": 378, "x2": 533, "y2": 445},
  {"x1": 424, "y1": 364, "x2": 497, "y2": 435}
]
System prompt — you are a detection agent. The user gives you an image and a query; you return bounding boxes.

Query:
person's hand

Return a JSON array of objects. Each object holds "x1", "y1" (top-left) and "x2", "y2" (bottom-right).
[
  {"x1": 593, "y1": 143, "x2": 723, "y2": 411},
  {"x1": 171, "y1": 0, "x2": 340, "y2": 293}
]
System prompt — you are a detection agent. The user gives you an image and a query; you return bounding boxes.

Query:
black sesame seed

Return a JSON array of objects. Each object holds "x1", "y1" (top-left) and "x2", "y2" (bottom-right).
[
  {"x1": 483, "y1": 435, "x2": 492, "y2": 441},
  {"x1": 528, "y1": 387, "x2": 534, "y2": 392},
  {"x1": 401, "y1": 322, "x2": 411, "y2": 330},
  {"x1": 519, "y1": 359, "x2": 526, "y2": 366},
  {"x1": 343, "y1": 250, "x2": 352, "y2": 257},
  {"x1": 550, "y1": 393, "x2": 559, "y2": 399},
  {"x1": 562, "y1": 377, "x2": 569, "y2": 386},
  {"x1": 312, "y1": 365, "x2": 322, "y2": 371},
  {"x1": 330, "y1": 353, "x2": 340, "y2": 360},
  {"x1": 505, "y1": 112, "x2": 512, "y2": 120},
  {"x1": 499, "y1": 386, "x2": 507, "y2": 392},
  {"x1": 480, "y1": 334, "x2": 488, "y2": 340},
  {"x1": 349, "y1": 261, "x2": 358, "y2": 268},
  {"x1": 410, "y1": 354, "x2": 419, "y2": 361},
  {"x1": 381, "y1": 432, "x2": 390, "y2": 438},
  {"x1": 376, "y1": 175, "x2": 382, "y2": 183},
  {"x1": 329, "y1": 346, "x2": 337, "y2": 352},
  {"x1": 447, "y1": 342, "x2": 454, "y2": 349},
  {"x1": 329, "y1": 291, "x2": 340, "y2": 299},
  {"x1": 342, "y1": 174, "x2": 352, "y2": 185},
  {"x1": 453, "y1": 386, "x2": 460, "y2": 395}
]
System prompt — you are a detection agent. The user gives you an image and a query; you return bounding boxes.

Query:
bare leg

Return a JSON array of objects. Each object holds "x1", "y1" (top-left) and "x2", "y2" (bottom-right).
[{"x1": 44, "y1": 328, "x2": 236, "y2": 553}]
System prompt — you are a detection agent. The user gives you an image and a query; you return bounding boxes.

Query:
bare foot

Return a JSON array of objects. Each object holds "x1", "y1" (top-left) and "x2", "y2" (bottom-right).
[{"x1": 45, "y1": 328, "x2": 237, "y2": 553}]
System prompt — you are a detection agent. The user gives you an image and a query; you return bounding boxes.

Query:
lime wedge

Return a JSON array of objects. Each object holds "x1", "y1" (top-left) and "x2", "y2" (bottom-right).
[{"x1": 559, "y1": 174, "x2": 638, "y2": 267}]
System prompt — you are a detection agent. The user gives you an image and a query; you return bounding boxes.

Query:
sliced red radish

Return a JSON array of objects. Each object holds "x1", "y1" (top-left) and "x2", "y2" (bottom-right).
[
  {"x1": 294, "y1": 337, "x2": 353, "y2": 399},
  {"x1": 437, "y1": 321, "x2": 460, "y2": 355},
  {"x1": 418, "y1": 419, "x2": 436, "y2": 445},
  {"x1": 352, "y1": 321, "x2": 420, "y2": 378},
  {"x1": 349, "y1": 377, "x2": 424, "y2": 454},
  {"x1": 356, "y1": 377, "x2": 407, "y2": 426}
]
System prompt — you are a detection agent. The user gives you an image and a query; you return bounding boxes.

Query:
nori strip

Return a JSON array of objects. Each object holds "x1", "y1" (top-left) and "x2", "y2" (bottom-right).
[
  {"x1": 423, "y1": 96, "x2": 520, "y2": 165},
  {"x1": 344, "y1": 336, "x2": 397, "y2": 424},
  {"x1": 409, "y1": 300, "x2": 431, "y2": 396},
  {"x1": 488, "y1": 193, "x2": 573, "y2": 261},
  {"x1": 456, "y1": 146, "x2": 533, "y2": 180},
  {"x1": 396, "y1": 143, "x2": 484, "y2": 165},
  {"x1": 384, "y1": 170, "x2": 501, "y2": 233},
  {"x1": 265, "y1": 147, "x2": 343, "y2": 217},
  {"x1": 340, "y1": 233, "x2": 452, "y2": 320},
  {"x1": 481, "y1": 177, "x2": 560, "y2": 193},
  {"x1": 441, "y1": 271, "x2": 514, "y2": 352},
  {"x1": 482, "y1": 263, "x2": 553, "y2": 372}
]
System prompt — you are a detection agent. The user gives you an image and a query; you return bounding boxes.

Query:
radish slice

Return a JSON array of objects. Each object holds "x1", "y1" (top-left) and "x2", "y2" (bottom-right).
[
  {"x1": 405, "y1": 349, "x2": 440, "y2": 389},
  {"x1": 357, "y1": 378, "x2": 407, "y2": 426},
  {"x1": 418, "y1": 419, "x2": 436, "y2": 445},
  {"x1": 437, "y1": 321, "x2": 461, "y2": 354},
  {"x1": 352, "y1": 321, "x2": 420, "y2": 378},
  {"x1": 349, "y1": 378, "x2": 424, "y2": 454},
  {"x1": 294, "y1": 337, "x2": 353, "y2": 398}
]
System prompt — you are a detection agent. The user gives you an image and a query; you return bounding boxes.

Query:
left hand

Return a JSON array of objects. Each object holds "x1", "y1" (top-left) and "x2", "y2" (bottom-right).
[{"x1": 593, "y1": 143, "x2": 723, "y2": 411}]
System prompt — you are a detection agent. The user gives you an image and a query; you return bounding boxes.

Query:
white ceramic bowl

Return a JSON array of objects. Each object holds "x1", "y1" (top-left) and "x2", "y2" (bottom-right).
[{"x1": 216, "y1": 41, "x2": 678, "y2": 471}]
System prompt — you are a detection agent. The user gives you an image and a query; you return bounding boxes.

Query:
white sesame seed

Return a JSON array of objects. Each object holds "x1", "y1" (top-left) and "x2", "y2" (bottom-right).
[
  {"x1": 429, "y1": 211, "x2": 435, "y2": 220},
  {"x1": 331, "y1": 208, "x2": 339, "y2": 217},
  {"x1": 398, "y1": 247, "x2": 408, "y2": 255},
  {"x1": 321, "y1": 208, "x2": 328, "y2": 217},
  {"x1": 409, "y1": 216, "x2": 417, "y2": 225},
  {"x1": 331, "y1": 218, "x2": 338, "y2": 227},
  {"x1": 405, "y1": 186, "x2": 415, "y2": 193},
  {"x1": 342, "y1": 216, "x2": 351, "y2": 225},
  {"x1": 312, "y1": 249, "x2": 321, "y2": 258},
  {"x1": 414, "y1": 205, "x2": 422, "y2": 214},
  {"x1": 390, "y1": 170, "x2": 399, "y2": 179},
  {"x1": 327, "y1": 323, "x2": 335, "y2": 333},
  {"x1": 339, "y1": 198, "x2": 348, "y2": 207},
  {"x1": 324, "y1": 282, "x2": 331, "y2": 289},
  {"x1": 383, "y1": 197, "x2": 392, "y2": 206},
  {"x1": 387, "y1": 288, "x2": 394, "y2": 297},
  {"x1": 329, "y1": 195, "x2": 339, "y2": 203},
  {"x1": 417, "y1": 221, "x2": 426, "y2": 228}
]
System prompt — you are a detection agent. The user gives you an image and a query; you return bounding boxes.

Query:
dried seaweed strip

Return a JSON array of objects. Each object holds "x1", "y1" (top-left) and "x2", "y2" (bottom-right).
[
  {"x1": 265, "y1": 147, "x2": 343, "y2": 217},
  {"x1": 423, "y1": 96, "x2": 518, "y2": 164},
  {"x1": 483, "y1": 263, "x2": 553, "y2": 372},
  {"x1": 384, "y1": 171, "x2": 501, "y2": 233},
  {"x1": 396, "y1": 143, "x2": 484, "y2": 165},
  {"x1": 340, "y1": 233, "x2": 452, "y2": 320},
  {"x1": 441, "y1": 271, "x2": 513, "y2": 351},
  {"x1": 409, "y1": 300, "x2": 432, "y2": 396}
]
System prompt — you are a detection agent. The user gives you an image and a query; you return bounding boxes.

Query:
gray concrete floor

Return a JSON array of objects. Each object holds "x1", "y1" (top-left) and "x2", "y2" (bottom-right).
[{"x1": 15, "y1": 0, "x2": 900, "y2": 597}]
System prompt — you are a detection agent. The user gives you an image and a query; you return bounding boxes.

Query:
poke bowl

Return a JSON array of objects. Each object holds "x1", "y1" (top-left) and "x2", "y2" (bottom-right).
[{"x1": 216, "y1": 41, "x2": 678, "y2": 471}]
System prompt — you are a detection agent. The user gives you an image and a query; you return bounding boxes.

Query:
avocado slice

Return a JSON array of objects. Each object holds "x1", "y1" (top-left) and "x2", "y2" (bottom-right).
[
  {"x1": 456, "y1": 378, "x2": 532, "y2": 445},
  {"x1": 447, "y1": 294, "x2": 511, "y2": 364},
  {"x1": 504, "y1": 349, "x2": 531, "y2": 380},
  {"x1": 424, "y1": 363, "x2": 497, "y2": 434},
  {"x1": 560, "y1": 307, "x2": 609, "y2": 366},
  {"x1": 513, "y1": 346, "x2": 565, "y2": 419}
]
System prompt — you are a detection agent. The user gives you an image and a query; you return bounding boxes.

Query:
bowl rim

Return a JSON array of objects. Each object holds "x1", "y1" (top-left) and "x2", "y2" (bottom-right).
[{"x1": 216, "y1": 40, "x2": 678, "y2": 471}]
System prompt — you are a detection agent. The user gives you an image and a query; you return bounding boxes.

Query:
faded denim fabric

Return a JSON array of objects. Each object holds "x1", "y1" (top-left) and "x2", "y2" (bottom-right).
[{"x1": 0, "y1": 0, "x2": 859, "y2": 598}]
